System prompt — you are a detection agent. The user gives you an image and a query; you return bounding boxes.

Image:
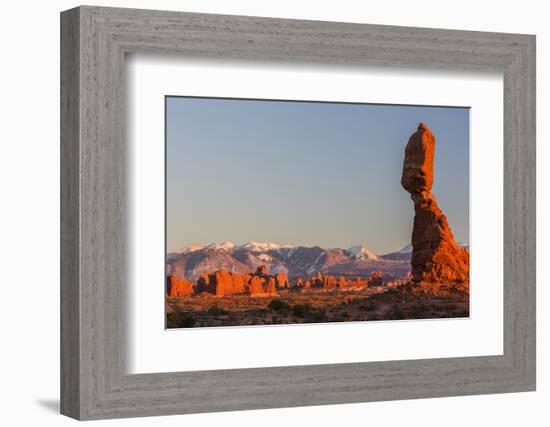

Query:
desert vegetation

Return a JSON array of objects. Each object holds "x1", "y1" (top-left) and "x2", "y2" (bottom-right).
[{"x1": 166, "y1": 281, "x2": 469, "y2": 328}]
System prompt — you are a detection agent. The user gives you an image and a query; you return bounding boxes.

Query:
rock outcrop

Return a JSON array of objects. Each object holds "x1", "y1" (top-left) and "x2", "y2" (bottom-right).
[
  {"x1": 209, "y1": 271, "x2": 247, "y2": 297},
  {"x1": 166, "y1": 265, "x2": 280, "y2": 297},
  {"x1": 248, "y1": 275, "x2": 266, "y2": 295},
  {"x1": 275, "y1": 272, "x2": 289, "y2": 289},
  {"x1": 255, "y1": 265, "x2": 268, "y2": 277},
  {"x1": 401, "y1": 123, "x2": 469, "y2": 283},
  {"x1": 166, "y1": 275, "x2": 194, "y2": 297},
  {"x1": 266, "y1": 277, "x2": 278, "y2": 295},
  {"x1": 167, "y1": 266, "x2": 392, "y2": 298},
  {"x1": 368, "y1": 271, "x2": 383, "y2": 287}
]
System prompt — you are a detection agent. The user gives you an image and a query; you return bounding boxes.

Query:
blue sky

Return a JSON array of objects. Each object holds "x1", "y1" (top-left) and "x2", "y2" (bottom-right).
[{"x1": 166, "y1": 97, "x2": 469, "y2": 254}]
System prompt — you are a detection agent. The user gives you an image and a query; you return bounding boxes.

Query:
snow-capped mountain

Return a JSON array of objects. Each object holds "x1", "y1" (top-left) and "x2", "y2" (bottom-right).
[
  {"x1": 238, "y1": 241, "x2": 295, "y2": 252},
  {"x1": 346, "y1": 245, "x2": 380, "y2": 260},
  {"x1": 381, "y1": 242, "x2": 469, "y2": 261},
  {"x1": 167, "y1": 241, "x2": 412, "y2": 281},
  {"x1": 204, "y1": 241, "x2": 235, "y2": 251},
  {"x1": 175, "y1": 243, "x2": 203, "y2": 254},
  {"x1": 397, "y1": 244, "x2": 413, "y2": 254}
]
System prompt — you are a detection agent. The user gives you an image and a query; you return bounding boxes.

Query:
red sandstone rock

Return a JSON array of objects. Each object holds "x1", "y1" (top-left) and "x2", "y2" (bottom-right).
[
  {"x1": 232, "y1": 273, "x2": 246, "y2": 294},
  {"x1": 167, "y1": 275, "x2": 194, "y2": 297},
  {"x1": 401, "y1": 123, "x2": 435, "y2": 194},
  {"x1": 355, "y1": 278, "x2": 366, "y2": 287},
  {"x1": 255, "y1": 265, "x2": 268, "y2": 277},
  {"x1": 266, "y1": 277, "x2": 278, "y2": 296},
  {"x1": 275, "y1": 272, "x2": 289, "y2": 289},
  {"x1": 248, "y1": 275, "x2": 265, "y2": 295},
  {"x1": 202, "y1": 271, "x2": 249, "y2": 297},
  {"x1": 211, "y1": 271, "x2": 232, "y2": 297},
  {"x1": 337, "y1": 276, "x2": 350, "y2": 288},
  {"x1": 401, "y1": 123, "x2": 469, "y2": 283},
  {"x1": 368, "y1": 271, "x2": 383, "y2": 287},
  {"x1": 326, "y1": 276, "x2": 337, "y2": 288},
  {"x1": 410, "y1": 192, "x2": 470, "y2": 282}
]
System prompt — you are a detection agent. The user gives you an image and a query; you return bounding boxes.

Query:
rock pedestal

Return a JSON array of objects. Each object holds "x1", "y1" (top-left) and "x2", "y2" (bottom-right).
[{"x1": 401, "y1": 123, "x2": 469, "y2": 283}]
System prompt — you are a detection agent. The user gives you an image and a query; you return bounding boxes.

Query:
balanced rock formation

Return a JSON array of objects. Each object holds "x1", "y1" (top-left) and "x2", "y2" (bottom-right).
[{"x1": 401, "y1": 123, "x2": 469, "y2": 283}]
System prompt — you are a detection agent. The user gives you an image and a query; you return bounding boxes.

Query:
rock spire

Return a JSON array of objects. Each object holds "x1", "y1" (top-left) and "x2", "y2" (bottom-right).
[{"x1": 401, "y1": 123, "x2": 469, "y2": 283}]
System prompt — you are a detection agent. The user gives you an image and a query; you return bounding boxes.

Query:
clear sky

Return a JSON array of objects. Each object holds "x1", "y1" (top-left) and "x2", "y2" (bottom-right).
[{"x1": 166, "y1": 96, "x2": 469, "y2": 254}]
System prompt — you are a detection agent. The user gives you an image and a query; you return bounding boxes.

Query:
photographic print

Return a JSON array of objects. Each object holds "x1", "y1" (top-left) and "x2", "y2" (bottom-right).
[{"x1": 165, "y1": 97, "x2": 470, "y2": 329}]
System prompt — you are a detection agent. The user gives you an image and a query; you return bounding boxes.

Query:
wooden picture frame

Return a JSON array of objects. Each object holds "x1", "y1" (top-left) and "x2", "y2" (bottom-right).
[{"x1": 60, "y1": 5, "x2": 536, "y2": 420}]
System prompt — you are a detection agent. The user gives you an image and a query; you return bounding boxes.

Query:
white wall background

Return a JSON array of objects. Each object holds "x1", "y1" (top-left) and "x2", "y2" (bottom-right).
[{"x1": 0, "y1": 0, "x2": 546, "y2": 425}]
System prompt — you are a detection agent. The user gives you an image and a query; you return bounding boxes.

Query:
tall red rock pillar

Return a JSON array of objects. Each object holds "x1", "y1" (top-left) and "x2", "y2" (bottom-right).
[{"x1": 401, "y1": 123, "x2": 469, "y2": 283}]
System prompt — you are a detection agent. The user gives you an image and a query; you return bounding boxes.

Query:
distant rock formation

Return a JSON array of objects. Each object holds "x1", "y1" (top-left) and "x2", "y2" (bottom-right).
[
  {"x1": 167, "y1": 267, "x2": 391, "y2": 298},
  {"x1": 275, "y1": 272, "x2": 289, "y2": 289},
  {"x1": 255, "y1": 265, "x2": 268, "y2": 277},
  {"x1": 368, "y1": 271, "x2": 383, "y2": 287},
  {"x1": 248, "y1": 275, "x2": 266, "y2": 295},
  {"x1": 291, "y1": 272, "x2": 380, "y2": 289},
  {"x1": 401, "y1": 123, "x2": 469, "y2": 283},
  {"x1": 167, "y1": 265, "x2": 282, "y2": 298},
  {"x1": 266, "y1": 277, "x2": 278, "y2": 295},
  {"x1": 166, "y1": 275, "x2": 194, "y2": 297},
  {"x1": 209, "y1": 271, "x2": 246, "y2": 297}
]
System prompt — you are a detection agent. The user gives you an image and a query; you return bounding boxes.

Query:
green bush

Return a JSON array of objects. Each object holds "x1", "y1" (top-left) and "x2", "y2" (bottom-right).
[{"x1": 268, "y1": 299, "x2": 291, "y2": 311}]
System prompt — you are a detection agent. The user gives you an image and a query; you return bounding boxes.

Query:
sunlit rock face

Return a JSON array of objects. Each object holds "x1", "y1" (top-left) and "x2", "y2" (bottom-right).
[
  {"x1": 166, "y1": 275, "x2": 194, "y2": 297},
  {"x1": 401, "y1": 123, "x2": 469, "y2": 283}
]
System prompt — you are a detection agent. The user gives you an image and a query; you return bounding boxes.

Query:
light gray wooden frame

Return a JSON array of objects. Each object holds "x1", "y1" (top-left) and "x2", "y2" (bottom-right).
[{"x1": 61, "y1": 5, "x2": 536, "y2": 420}]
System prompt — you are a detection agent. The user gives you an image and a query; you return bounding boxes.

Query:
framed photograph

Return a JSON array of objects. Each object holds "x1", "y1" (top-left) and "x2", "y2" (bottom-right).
[
  {"x1": 61, "y1": 6, "x2": 535, "y2": 420},
  {"x1": 164, "y1": 96, "x2": 470, "y2": 329}
]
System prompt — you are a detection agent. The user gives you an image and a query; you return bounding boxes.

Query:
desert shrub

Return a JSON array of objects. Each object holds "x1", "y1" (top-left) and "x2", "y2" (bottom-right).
[
  {"x1": 452, "y1": 310, "x2": 469, "y2": 318},
  {"x1": 359, "y1": 302, "x2": 376, "y2": 311},
  {"x1": 268, "y1": 299, "x2": 291, "y2": 311},
  {"x1": 410, "y1": 302, "x2": 430, "y2": 316},
  {"x1": 208, "y1": 305, "x2": 228, "y2": 316},
  {"x1": 167, "y1": 312, "x2": 195, "y2": 328},
  {"x1": 292, "y1": 304, "x2": 313, "y2": 318},
  {"x1": 310, "y1": 309, "x2": 328, "y2": 322},
  {"x1": 387, "y1": 309, "x2": 405, "y2": 320}
]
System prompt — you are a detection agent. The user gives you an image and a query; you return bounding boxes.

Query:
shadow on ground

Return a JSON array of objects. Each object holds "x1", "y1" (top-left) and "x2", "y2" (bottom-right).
[{"x1": 35, "y1": 399, "x2": 59, "y2": 414}]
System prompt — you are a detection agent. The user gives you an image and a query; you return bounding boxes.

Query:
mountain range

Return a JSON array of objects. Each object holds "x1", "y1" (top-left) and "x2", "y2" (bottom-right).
[{"x1": 166, "y1": 241, "x2": 439, "y2": 282}]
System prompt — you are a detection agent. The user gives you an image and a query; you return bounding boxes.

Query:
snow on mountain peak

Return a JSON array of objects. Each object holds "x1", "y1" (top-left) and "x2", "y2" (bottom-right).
[
  {"x1": 394, "y1": 242, "x2": 467, "y2": 255},
  {"x1": 397, "y1": 244, "x2": 413, "y2": 254},
  {"x1": 205, "y1": 241, "x2": 235, "y2": 251},
  {"x1": 175, "y1": 243, "x2": 203, "y2": 254},
  {"x1": 347, "y1": 245, "x2": 380, "y2": 260},
  {"x1": 239, "y1": 241, "x2": 294, "y2": 252}
]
